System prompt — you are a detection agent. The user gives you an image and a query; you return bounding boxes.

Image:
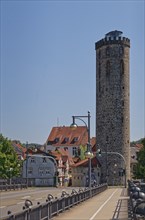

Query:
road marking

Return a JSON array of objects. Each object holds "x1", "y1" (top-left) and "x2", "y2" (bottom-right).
[
  {"x1": 0, "y1": 206, "x2": 6, "y2": 208},
  {"x1": 35, "y1": 198, "x2": 42, "y2": 200},
  {"x1": 22, "y1": 196, "x2": 31, "y2": 199},
  {"x1": 89, "y1": 189, "x2": 118, "y2": 220},
  {"x1": 17, "y1": 202, "x2": 24, "y2": 205}
]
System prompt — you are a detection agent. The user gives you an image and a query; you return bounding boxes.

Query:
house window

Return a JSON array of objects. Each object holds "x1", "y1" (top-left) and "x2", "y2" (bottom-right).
[
  {"x1": 39, "y1": 168, "x2": 44, "y2": 175},
  {"x1": 45, "y1": 169, "x2": 50, "y2": 174},
  {"x1": 30, "y1": 157, "x2": 35, "y2": 163},
  {"x1": 42, "y1": 157, "x2": 47, "y2": 163},
  {"x1": 28, "y1": 168, "x2": 33, "y2": 175},
  {"x1": 72, "y1": 147, "x2": 77, "y2": 156}
]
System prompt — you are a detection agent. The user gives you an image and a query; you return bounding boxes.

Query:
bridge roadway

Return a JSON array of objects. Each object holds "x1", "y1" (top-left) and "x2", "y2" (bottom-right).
[
  {"x1": 0, "y1": 187, "x2": 129, "y2": 219},
  {"x1": 52, "y1": 187, "x2": 129, "y2": 220}
]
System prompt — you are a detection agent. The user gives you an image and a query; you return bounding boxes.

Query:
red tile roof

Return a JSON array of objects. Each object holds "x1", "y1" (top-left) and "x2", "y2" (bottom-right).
[
  {"x1": 91, "y1": 137, "x2": 96, "y2": 151},
  {"x1": 50, "y1": 148, "x2": 74, "y2": 166},
  {"x1": 46, "y1": 126, "x2": 88, "y2": 147},
  {"x1": 12, "y1": 141, "x2": 26, "y2": 159},
  {"x1": 72, "y1": 156, "x2": 101, "y2": 167}
]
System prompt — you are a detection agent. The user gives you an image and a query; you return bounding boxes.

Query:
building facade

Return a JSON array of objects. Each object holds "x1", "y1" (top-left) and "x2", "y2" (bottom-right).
[
  {"x1": 71, "y1": 157, "x2": 101, "y2": 187},
  {"x1": 95, "y1": 30, "x2": 130, "y2": 185},
  {"x1": 45, "y1": 126, "x2": 88, "y2": 158},
  {"x1": 23, "y1": 153, "x2": 57, "y2": 186}
]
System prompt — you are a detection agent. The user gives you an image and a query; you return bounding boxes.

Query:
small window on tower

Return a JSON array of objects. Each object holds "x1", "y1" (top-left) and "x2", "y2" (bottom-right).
[
  {"x1": 106, "y1": 61, "x2": 110, "y2": 76},
  {"x1": 99, "y1": 63, "x2": 101, "y2": 79},
  {"x1": 98, "y1": 50, "x2": 101, "y2": 59},
  {"x1": 120, "y1": 60, "x2": 124, "y2": 75},
  {"x1": 99, "y1": 81, "x2": 101, "y2": 92},
  {"x1": 119, "y1": 46, "x2": 124, "y2": 55},
  {"x1": 106, "y1": 47, "x2": 110, "y2": 56},
  {"x1": 121, "y1": 116, "x2": 124, "y2": 123}
]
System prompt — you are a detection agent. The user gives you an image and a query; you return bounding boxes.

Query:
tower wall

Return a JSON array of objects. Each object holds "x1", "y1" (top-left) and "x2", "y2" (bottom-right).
[{"x1": 95, "y1": 31, "x2": 130, "y2": 185}]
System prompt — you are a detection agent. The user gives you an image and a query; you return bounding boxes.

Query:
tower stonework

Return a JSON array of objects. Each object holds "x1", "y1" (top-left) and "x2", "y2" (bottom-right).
[{"x1": 95, "y1": 31, "x2": 130, "y2": 185}]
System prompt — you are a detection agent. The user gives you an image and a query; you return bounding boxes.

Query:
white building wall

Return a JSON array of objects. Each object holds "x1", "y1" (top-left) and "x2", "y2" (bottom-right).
[
  {"x1": 23, "y1": 154, "x2": 56, "y2": 186},
  {"x1": 71, "y1": 166, "x2": 101, "y2": 187}
]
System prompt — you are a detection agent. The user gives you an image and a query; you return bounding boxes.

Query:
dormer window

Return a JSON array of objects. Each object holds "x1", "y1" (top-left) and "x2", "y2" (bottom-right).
[
  {"x1": 64, "y1": 137, "x2": 69, "y2": 142},
  {"x1": 54, "y1": 138, "x2": 59, "y2": 143},
  {"x1": 71, "y1": 137, "x2": 79, "y2": 144},
  {"x1": 61, "y1": 137, "x2": 69, "y2": 144},
  {"x1": 74, "y1": 137, "x2": 78, "y2": 142}
]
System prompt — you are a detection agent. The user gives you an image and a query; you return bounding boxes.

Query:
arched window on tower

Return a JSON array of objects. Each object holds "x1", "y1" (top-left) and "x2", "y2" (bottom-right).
[
  {"x1": 99, "y1": 62, "x2": 101, "y2": 79},
  {"x1": 106, "y1": 47, "x2": 110, "y2": 56},
  {"x1": 119, "y1": 46, "x2": 124, "y2": 55},
  {"x1": 98, "y1": 50, "x2": 101, "y2": 59},
  {"x1": 120, "y1": 59, "x2": 124, "y2": 75},
  {"x1": 106, "y1": 61, "x2": 110, "y2": 77}
]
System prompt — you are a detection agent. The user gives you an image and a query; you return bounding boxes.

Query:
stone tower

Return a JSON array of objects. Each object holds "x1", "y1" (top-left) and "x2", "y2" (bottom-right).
[{"x1": 95, "y1": 30, "x2": 130, "y2": 186}]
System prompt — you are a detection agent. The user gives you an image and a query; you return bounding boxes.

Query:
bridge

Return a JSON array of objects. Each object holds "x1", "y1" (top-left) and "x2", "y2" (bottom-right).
[
  {"x1": 0, "y1": 183, "x2": 144, "y2": 219},
  {"x1": 0, "y1": 186, "x2": 129, "y2": 220}
]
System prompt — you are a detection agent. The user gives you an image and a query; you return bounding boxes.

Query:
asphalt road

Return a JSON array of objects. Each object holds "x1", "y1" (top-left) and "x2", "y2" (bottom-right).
[{"x1": 0, "y1": 187, "x2": 79, "y2": 219}]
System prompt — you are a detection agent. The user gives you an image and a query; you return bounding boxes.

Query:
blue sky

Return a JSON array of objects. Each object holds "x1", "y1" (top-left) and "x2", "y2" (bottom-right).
[{"x1": 1, "y1": 0, "x2": 144, "y2": 144}]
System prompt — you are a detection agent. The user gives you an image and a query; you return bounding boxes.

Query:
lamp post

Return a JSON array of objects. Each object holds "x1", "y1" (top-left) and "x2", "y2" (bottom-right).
[
  {"x1": 9, "y1": 168, "x2": 13, "y2": 185},
  {"x1": 70, "y1": 111, "x2": 93, "y2": 193},
  {"x1": 26, "y1": 142, "x2": 28, "y2": 187},
  {"x1": 97, "y1": 149, "x2": 127, "y2": 188}
]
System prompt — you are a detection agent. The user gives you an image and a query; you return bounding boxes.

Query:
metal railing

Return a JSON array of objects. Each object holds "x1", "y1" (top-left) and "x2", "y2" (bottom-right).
[
  {"x1": 0, "y1": 179, "x2": 27, "y2": 191},
  {"x1": 0, "y1": 183, "x2": 27, "y2": 191},
  {"x1": 2, "y1": 183, "x2": 107, "y2": 220},
  {"x1": 128, "y1": 180, "x2": 145, "y2": 220}
]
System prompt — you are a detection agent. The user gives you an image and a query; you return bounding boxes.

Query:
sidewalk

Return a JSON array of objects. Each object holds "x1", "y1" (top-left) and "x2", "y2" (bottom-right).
[{"x1": 52, "y1": 187, "x2": 129, "y2": 220}]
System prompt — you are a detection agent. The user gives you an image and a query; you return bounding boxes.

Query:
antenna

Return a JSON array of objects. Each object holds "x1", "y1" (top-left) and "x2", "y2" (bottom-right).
[{"x1": 57, "y1": 117, "x2": 59, "y2": 127}]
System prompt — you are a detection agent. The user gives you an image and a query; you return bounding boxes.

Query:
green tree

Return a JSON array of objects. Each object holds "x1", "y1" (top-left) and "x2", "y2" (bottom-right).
[
  {"x1": 134, "y1": 138, "x2": 145, "y2": 181},
  {"x1": 0, "y1": 134, "x2": 21, "y2": 178}
]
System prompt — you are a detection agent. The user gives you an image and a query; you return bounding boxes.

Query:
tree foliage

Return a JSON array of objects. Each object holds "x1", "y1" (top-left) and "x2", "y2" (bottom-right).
[
  {"x1": 134, "y1": 138, "x2": 145, "y2": 180},
  {"x1": 0, "y1": 134, "x2": 21, "y2": 178}
]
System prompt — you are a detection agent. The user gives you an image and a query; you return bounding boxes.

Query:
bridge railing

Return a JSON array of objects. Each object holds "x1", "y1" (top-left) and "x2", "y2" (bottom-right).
[
  {"x1": 2, "y1": 183, "x2": 107, "y2": 220},
  {"x1": 128, "y1": 180, "x2": 145, "y2": 220},
  {"x1": 0, "y1": 178, "x2": 27, "y2": 191}
]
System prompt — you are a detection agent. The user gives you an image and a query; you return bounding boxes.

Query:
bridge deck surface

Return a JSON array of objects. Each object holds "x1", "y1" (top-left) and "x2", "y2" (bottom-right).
[{"x1": 52, "y1": 187, "x2": 129, "y2": 220}]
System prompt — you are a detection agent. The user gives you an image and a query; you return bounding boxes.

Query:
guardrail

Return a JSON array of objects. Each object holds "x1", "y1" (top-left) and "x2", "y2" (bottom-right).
[
  {"x1": 0, "y1": 178, "x2": 27, "y2": 191},
  {"x1": 2, "y1": 183, "x2": 107, "y2": 220},
  {"x1": 128, "y1": 180, "x2": 145, "y2": 220},
  {"x1": 0, "y1": 183, "x2": 27, "y2": 191}
]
